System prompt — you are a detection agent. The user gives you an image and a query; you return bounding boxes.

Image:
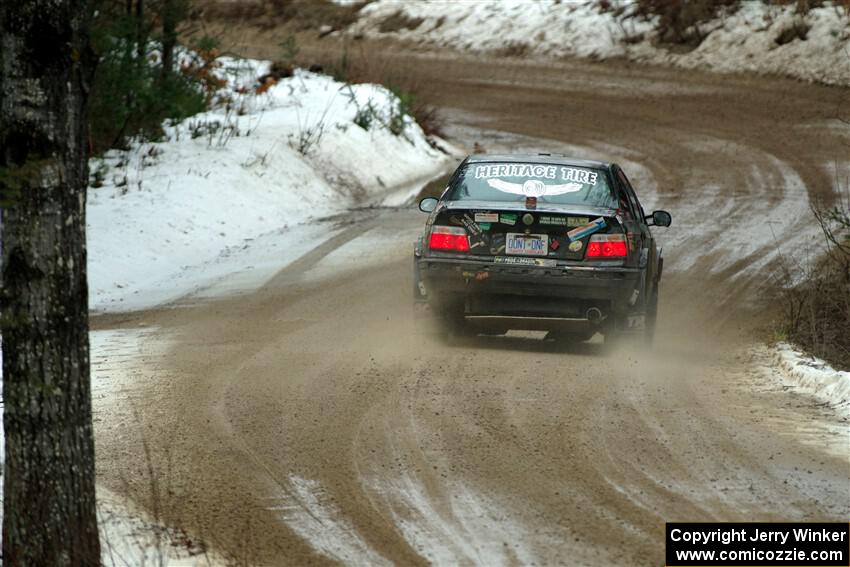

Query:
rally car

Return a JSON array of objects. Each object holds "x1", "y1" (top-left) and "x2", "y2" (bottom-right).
[{"x1": 413, "y1": 153, "x2": 671, "y2": 343}]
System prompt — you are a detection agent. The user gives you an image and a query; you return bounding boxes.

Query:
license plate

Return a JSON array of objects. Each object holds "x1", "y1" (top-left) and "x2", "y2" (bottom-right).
[{"x1": 506, "y1": 233, "x2": 548, "y2": 256}]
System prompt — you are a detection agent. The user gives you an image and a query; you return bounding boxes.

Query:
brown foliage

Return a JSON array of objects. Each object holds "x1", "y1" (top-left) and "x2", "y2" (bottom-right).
[
  {"x1": 778, "y1": 196, "x2": 850, "y2": 369},
  {"x1": 199, "y1": 0, "x2": 370, "y2": 31},
  {"x1": 377, "y1": 10, "x2": 424, "y2": 33},
  {"x1": 411, "y1": 103, "x2": 445, "y2": 138},
  {"x1": 632, "y1": 0, "x2": 739, "y2": 48},
  {"x1": 306, "y1": 40, "x2": 445, "y2": 139}
]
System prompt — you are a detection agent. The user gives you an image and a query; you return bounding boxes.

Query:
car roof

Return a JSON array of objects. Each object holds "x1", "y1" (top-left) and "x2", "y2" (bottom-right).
[{"x1": 465, "y1": 153, "x2": 613, "y2": 170}]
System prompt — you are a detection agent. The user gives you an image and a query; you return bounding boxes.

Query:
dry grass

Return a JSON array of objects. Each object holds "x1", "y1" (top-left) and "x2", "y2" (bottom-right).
[
  {"x1": 494, "y1": 41, "x2": 532, "y2": 58},
  {"x1": 630, "y1": 0, "x2": 740, "y2": 48},
  {"x1": 775, "y1": 190, "x2": 850, "y2": 369},
  {"x1": 630, "y1": 0, "x2": 850, "y2": 50},
  {"x1": 377, "y1": 10, "x2": 424, "y2": 33},
  {"x1": 297, "y1": 38, "x2": 446, "y2": 138},
  {"x1": 411, "y1": 104, "x2": 445, "y2": 138},
  {"x1": 197, "y1": 0, "x2": 371, "y2": 32},
  {"x1": 775, "y1": 18, "x2": 811, "y2": 45}
]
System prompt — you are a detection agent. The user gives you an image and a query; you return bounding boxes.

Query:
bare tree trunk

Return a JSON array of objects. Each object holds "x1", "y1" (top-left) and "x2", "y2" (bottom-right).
[
  {"x1": 161, "y1": 0, "x2": 178, "y2": 82},
  {"x1": 136, "y1": 0, "x2": 146, "y2": 60},
  {"x1": 0, "y1": 1, "x2": 100, "y2": 565}
]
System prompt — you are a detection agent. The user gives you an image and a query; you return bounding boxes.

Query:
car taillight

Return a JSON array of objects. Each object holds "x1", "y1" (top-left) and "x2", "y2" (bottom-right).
[
  {"x1": 586, "y1": 234, "x2": 627, "y2": 258},
  {"x1": 429, "y1": 226, "x2": 470, "y2": 252}
]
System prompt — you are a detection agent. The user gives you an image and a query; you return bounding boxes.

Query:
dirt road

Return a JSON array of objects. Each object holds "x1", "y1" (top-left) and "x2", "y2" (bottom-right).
[{"x1": 94, "y1": 54, "x2": 850, "y2": 565}]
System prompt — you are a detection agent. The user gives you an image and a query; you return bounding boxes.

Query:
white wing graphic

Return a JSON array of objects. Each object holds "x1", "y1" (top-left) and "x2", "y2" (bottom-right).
[
  {"x1": 486, "y1": 178, "x2": 584, "y2": 197},
  {"x1": 486, "y1": 178, "x2": 525, "y2": 195},
  {"x1": 543, "y1": 182, "x2": 583, "y2": 195}
]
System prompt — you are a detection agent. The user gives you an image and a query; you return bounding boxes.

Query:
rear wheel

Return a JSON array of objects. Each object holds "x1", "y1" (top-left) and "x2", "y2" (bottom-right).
[
  {"x1": 442, "y1": 312, "x2": 477, "y2": 339},
  {"x1": 426, "y1": 296, "x2": 476, "y2": 340}
]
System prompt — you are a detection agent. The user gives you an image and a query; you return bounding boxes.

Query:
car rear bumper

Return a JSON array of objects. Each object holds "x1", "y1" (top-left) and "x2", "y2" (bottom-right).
[{"x1": 417, "y1": 256, "x2": 645, "y2": 324}]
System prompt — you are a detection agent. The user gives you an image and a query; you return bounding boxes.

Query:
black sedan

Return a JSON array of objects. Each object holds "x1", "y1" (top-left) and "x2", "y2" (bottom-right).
[{"x1": 413, "y1": 153, "x2": 671, "y2": 343}]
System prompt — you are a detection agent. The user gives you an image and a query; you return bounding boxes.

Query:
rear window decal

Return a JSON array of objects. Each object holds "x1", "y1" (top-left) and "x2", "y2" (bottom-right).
[
  {"x1": 475, "y1": 165, "x2": 598, "y2": 185},
  {"x1": 486, "y1": 178, "x2": 583, "y2": 197},
  {"x1": 474, "y1": 164, "x2": 557, "y2": 179},
  {"x1": 452, "y1": 163, "x2": 613, "y2": 208},
  {"x1": 560, "y1": 167, "x2": 598, "y2": 185}
]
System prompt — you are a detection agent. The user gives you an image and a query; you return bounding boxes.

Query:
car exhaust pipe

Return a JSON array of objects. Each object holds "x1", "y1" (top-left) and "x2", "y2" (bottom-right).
[{"x1": 586, "y1": 307, "x2": 603, "y2": 324}]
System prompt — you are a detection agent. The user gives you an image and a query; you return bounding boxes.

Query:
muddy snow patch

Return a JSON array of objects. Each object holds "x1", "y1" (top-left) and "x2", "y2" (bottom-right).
[
  {"x1": 658, "y1": 139, "x2": 816, "y2": 279},
  {"x1": 767, "y1": 343, "x2": 850, "y2": 415},
  {"x1": 0, "y1": 331, "x2": 191, "y2": 563},
  {"x1": 99, "y1": 485, "x2": 225, "y2": 567},
  {"x1": 90, "y1": 327, "x2": 225, "y2": 565},
  {"x1": 364, "y1": 470, "x2": 541, "y2": 566},
  {"x1": 304, "y1": 222, "x2": 421, "y2": 281},
  {"x1": 91, "y1": 327, "x2": 171, "y2": 405},
  {"x1": 266, "y1": 475, "x2": 391, "y2": 566}
]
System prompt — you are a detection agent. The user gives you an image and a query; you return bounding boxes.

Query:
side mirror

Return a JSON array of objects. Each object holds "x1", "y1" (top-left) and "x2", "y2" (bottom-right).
[
  {"x1": 419, "y1": 197, "x2": 438, "y2": 213},
  {"x1": 648, "y1": 210, "x2": 672, "y2": 227}
]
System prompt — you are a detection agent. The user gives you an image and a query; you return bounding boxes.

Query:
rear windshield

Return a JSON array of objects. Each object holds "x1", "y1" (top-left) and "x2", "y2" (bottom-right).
[{"x1": 445, "y1": 162, "x2": 616, "y2": 208}]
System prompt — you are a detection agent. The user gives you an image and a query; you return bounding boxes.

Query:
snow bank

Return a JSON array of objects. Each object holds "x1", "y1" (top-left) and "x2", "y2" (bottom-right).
[
  {"x1": 352, "y1": 0, "x2": 642, "y2": 59},
  {"x1": 350, "y1": 0, "x2": 850, "y2": 86},
  {"x1": 771, "y1": 343, "x2": 850, "y2": 412},
  {"x1": 637, "y1": 3, "x2": 850, "y2": 86},
  {"x1": 99, "y1": 486, "x2": 226, "y2": 566},
  {"x1": 87, "y1": 59, "x2": 453, "y2": 313}
]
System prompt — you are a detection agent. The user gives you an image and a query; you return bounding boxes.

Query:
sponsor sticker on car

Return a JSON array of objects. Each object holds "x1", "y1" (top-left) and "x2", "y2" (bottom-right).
[
  {"x1": 539, "y1": 216, "x2": 566, "y2": 226},
  {"x1": 494, "y1": 256, "x2": 557, "y2": 267},
  {"x1": 499, "y1": 213, "x2": 517, "y2": 225},
  {"x1": 539, "y1": 215, "x2": 591, "y2": 227},
  {"x1": 567, "y1": 217, "x2": 606, "y2": 241},
  {"x1": 474, "y1": 212, "x2": 499, "y2": 223}
]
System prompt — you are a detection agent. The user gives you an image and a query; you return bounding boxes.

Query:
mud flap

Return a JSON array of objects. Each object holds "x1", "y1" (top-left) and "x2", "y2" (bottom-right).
[
  {"x1": 413, "y1": 256, "x2": 444, "y2": 336},
  {"x1": 603, "y1": 313, "x2": 646, "y2": 348},
  {"x1": 625, "y1": 314, "x2": 645, "y2": 331}
]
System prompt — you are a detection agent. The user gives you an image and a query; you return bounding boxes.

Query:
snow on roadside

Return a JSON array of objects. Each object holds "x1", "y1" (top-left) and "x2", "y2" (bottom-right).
[
  {"x1": 350, "y1": 0, "x2": 850, "y2": 87},
  {"x1": 87, "y1": 60, "x2": 455, "y2": 313},
  {"x1": 753, "y1": 342, "x2": 850, "y2": 419},
  {"x1": 769, "y1": 343, "x2": 850, "y2": 414},
  {"x1": 353, "y1": 0, "x2": 643, "y2": 59},
  {"x1": 99, "y1": 485, "x2": 226, "y2": 567},
  {"x1": 90, "y1": 328, "x2": 228, "y2": 566},
  {"x1": 0, "y1": 329, "x2": 224, "y2": 564}
]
